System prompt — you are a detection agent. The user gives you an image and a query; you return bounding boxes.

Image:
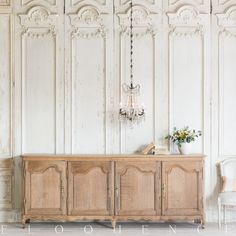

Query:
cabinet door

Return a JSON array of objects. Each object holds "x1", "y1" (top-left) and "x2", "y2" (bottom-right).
[
  {"x1": 115, "y1": 161, "x2": 161, "y2": 216},
  {"x1": 68, "y1": 161, "x2": 113, "y2": 216},
  {"x1": 24, "y1": 161, "x2": 66, "y2": 215},
  {"x1": 162, "y1": 161, "x2": 203, "y2": 216}
]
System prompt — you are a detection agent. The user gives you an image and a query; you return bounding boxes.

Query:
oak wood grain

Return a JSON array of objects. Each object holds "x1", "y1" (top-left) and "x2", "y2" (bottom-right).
[{"x1": 22, "y1": 155, "x2": 205, "y2": 228}]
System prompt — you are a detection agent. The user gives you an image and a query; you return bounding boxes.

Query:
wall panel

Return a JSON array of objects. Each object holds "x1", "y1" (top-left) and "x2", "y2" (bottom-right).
[
  {"x1": 0, "y1": 14, "x2": 11, "y2": 157},
  {"x1": 0, "y1": 159, "x2": 12, "y2": 209},
  {"x1": 14, "y1": 2, "x2": 65, "y2": 154},
  {"x1": 22, "y1": 33, "x2": 56, "y2": 153},
  {"x1": 67, "y1": 3, "x2": 113, "y2": 154},
  {"x1": 169, "y1": 35, "x2": 203, "y2": 153},
  {"x1": 168, "y1": 6, "x2": 209, "y2": 153},
  {"x1": 115, "y1": 3, "x2": 161, "y2": 153},
  {"x1": 219, "y1": 36, "x2": 236, "y2": 156},
  {"x1": 216, "y1": 7, "x2": 236, "y2": 157},
  {"x1": 72, "y1": 36, "x2": 106, "y2": 153},
  {"x1": 211, "y1": 3, "x2": 236, "y2": 222}
]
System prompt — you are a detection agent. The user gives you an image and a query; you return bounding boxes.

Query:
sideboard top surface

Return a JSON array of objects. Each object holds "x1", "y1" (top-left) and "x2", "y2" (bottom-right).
[{"x1": 21, "y1": 154, "x2": 205, "y2": 161}]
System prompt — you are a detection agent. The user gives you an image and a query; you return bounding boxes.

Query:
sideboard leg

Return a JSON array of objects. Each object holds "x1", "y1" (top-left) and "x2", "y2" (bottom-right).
[
  {"x1": 111, "y1": 219, "x2": 117, "y2": 229},
  {"x1": 200, "y1": 219, "x2": 205, "y2": 229},
  {"x1": 22, "y1": 217, "x2": 26, "y2": 229}
]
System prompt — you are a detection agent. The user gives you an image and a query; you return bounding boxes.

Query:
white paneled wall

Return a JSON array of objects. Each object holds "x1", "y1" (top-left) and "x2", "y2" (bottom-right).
[
  {"x1": 0, "y1": 9, "x2": 11, "y2": 158},
  {"x1": 0, "y1": 0, "x2": 236, "y2": 222},
  {"x1": 115, "y1": 1, "x2": 161, "y2": 153}
]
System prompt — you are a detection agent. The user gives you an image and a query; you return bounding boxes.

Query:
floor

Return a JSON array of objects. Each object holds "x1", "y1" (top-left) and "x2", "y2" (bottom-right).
[{"x1": 1, "y1": 222, "x2": 236, "y2": 236}]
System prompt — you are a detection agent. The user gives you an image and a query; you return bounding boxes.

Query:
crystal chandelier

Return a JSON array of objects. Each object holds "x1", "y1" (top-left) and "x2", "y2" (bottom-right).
[{"x1": 119, "y1": 0, "x2": 145, "y2": 123}]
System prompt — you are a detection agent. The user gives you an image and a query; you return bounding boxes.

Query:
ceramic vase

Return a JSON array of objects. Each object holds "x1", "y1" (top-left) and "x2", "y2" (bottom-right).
[{"x1": 178, "y1": 143, "x2": 192, "y2": 155}]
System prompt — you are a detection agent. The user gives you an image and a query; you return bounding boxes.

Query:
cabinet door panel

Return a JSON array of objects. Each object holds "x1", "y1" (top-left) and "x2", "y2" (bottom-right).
[
  {"x1": 24, "y1": 161, "x2": 66, "y2": 215},
  {"x1": 162, "y1": 161, "x2": 203, "y2": 216},
  {"x1": 68, "y1": 161, "x2": 113, "y2": 216},
  {"x1": 116, "y1": 161, "x2": 161, "y2": 216}
]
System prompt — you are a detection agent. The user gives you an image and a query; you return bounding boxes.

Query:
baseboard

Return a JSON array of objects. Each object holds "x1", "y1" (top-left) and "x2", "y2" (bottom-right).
[
  {"x1": 206, "y1": 208, "x2": 236, "y2": 223},
  {"x1": 0, "y1": 209, "x2": 236, "y2": 224},
  {"x1": 0, "y1": 210, "x2": 21, "y2": 223}
]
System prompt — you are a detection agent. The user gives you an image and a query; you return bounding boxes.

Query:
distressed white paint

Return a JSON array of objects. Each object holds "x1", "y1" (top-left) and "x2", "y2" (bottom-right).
[
  {"x1": 115, "y1": 3, "x2": 160, "y2": 153},
  {"x1": 22, "y1": 34, "x2": 56, "y2": 153},
  {"x1": 169, "y1": 35, "x2": 203, "y2": 153},
  {"x1": 167, "y1": 5, "x2": 209, "y2": 154},
  {"x1": 0, "y1": 0, "x2": 236, "y2": 223},
  {"x1": 0, "y1": 14, "x2": 11, "y2": 157},
  {"x1": 219, "y1": 36, "x2": 236, "y2": 156},
  {"x1": 72, "y1": 37, "x2": 106, "y2": 153}
]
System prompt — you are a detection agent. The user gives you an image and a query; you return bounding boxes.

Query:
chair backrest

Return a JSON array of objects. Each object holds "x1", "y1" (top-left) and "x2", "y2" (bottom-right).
[{"x1": 220, "y1": 158, "x2": 236, "y2": 179}]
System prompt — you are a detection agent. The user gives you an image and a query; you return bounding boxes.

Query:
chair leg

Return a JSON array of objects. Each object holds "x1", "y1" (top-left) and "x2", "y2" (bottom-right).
[
  {"x1": 218, "y1": 201, "x2": 221, "y2": 228},
  {"x1": 224, "y1": 205, "x2": 226, "y2": 225}
]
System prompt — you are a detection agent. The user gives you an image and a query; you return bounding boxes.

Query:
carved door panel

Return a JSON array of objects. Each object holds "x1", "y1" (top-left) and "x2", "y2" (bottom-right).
[
  {"x1": 24, "y1": 161, "x2": 67, "y2": 215},
  {"x1": 115, "y1": 161, "x2": 161, "y2": 216},
  {"x1": 162, "y1": 161, "x2": 203, "y2": 216},
  {"x1": 68, "y1": 161, "x2": 114, "y2": 216}
]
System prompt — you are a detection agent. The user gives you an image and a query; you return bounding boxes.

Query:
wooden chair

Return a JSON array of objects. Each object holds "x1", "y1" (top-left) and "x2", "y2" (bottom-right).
[{"x1": 218, "y1": 159, "x2": 236, "y2": 227}]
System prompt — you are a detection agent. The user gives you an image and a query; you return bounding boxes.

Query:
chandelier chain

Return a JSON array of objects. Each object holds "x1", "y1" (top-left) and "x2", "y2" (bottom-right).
[
  {"x1": 119, "y1": 0, "x2": 145, "y2": 124},
  {"x1": 130, "y1": 0, "x2": 133, "y2": 88}
]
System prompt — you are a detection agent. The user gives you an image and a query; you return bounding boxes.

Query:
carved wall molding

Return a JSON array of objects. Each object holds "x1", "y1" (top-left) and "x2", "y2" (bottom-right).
[
  {"x1": 119, "y1": 0, "x2": 155, "y2": 5},
  {"x1": 218, "y1": 0, "x2": 232, "y2": 5},
  {"x1": 119, "y1": 26, "x2": 157, "y2": 37},
  {"x1": 21, "y1": 0, "x2": 56, "y2": 6},
  {"x1": 169, "y1": 25, "x2": 203, "y2": 36},
  {"x1": 168, "y1": 5, "x2": 202, "y2": 25},
  {"x1": 217, "y1": 6, "x2": 236, "y2": 27},
  {"x1": 69, "y1": 5, "x2": 108, "y2": 38},
  {"x1": 168, "y1": 5, "x2": 206, "y2": 36},
  {"x1": 117, "y1": 4, "x2": 159, "y2": 37},
  {"x1": 0, "y1": 0, "x2": 10, "y2": 6},
  {"x1": 218, "y1": 27, "x2": 236, "y2": 37},
  {"x1": 168, "y1": 0, "x2": 203, "y2": 6},
  {"x1": 19, "y1": 6, "x2": 58, "y2": 37},
  {"x1": 71, "y1": 0, "x2": 106, "y2": 6}
]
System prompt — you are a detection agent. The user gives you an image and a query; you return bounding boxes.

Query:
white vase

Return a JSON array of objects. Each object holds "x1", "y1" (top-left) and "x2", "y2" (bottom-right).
[{"x1": 178, "y1": 143, "x2": 192, "y2": 155}]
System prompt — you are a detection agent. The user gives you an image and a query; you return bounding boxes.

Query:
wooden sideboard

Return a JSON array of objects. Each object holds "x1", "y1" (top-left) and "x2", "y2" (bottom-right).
[{"x1": 22, "y1": 154, "x2": 205, "y2": 228}]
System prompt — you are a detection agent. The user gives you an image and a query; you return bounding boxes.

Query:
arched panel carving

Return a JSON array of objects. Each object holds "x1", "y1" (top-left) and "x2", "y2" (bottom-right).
[
  {"x1": 19, "y1": 6, "x2": 58, "y2": 37},
  {"x1": 168, "y1": 5, "x2": 206, "y2": 36},
  {"x1": 71, "y1": 0, "x2": 106, "y2": 6},
  {"x1": 69, "y1": 5, "x2": 108, "y2": 38},
  {"x1": 118, "y1": 4, "x2": 159, "y2": 37},
  {"x1": 21, "y1": 0, "x2": 56, "y2": 6}
]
